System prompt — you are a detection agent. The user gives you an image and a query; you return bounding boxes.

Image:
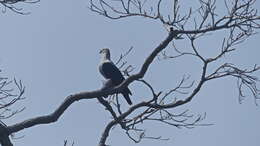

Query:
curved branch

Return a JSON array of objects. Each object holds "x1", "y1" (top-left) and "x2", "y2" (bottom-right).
[
  {"x1": 0, "y1": 123, "x2": 12, "y2": 146},
  {"x1": 117, "y1": 30, "x2": 178, "y2": 88},
  {"x1": 146, "y1": 61, "x2": 208, "y2": 109},
  {"x1": 98, "y1": 120, "x2": 116, "y2": 146},
  {"x1": 7, "y1": 89, "x2": 112, "y2": 134}
]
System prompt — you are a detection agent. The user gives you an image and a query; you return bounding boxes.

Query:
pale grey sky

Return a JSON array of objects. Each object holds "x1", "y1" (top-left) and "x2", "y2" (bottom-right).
[{"x1": 0, "y1": 0, "x2": 260, "y2": 146}]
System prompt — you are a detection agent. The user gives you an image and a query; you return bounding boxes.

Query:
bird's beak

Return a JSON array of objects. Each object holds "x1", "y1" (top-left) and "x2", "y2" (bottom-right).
[{"x1": 99, "y1": 49, "x2": 102, "y2": 54}]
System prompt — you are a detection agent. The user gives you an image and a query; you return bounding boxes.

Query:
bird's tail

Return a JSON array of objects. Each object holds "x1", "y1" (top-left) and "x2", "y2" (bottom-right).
[{"x1": 122, "y1": 87, "x2": 132, "y2": 105}]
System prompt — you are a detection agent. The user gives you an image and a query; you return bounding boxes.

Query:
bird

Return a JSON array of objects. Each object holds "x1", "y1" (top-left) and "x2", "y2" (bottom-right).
[{"x1": 99, "y1": 48, "x2": 132, "y2": 105}]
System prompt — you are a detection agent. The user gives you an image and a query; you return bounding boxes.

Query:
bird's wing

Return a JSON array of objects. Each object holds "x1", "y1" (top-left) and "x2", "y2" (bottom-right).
[
  {"x1": 100, "y1": 62, "x2": 125, "y2": 85},
  {"x1": 100, "y1": 61, "x2": 133, "y2": 105}
]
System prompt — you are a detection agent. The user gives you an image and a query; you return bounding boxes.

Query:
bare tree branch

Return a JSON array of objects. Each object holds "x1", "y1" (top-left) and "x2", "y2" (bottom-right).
[{"x1": 0, "y1": 0, "x2": 39, "y2": 14}]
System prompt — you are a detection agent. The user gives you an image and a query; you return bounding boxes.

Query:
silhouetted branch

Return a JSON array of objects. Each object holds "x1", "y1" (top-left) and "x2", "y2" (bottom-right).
[
  {"x1": 0, "y1": 121, "x2": 12, "y2": 146},
  {"x1": 206, "y1": 63, "x2": 260, "y2": 103},
  {"x1": 0, "y1": 73, "x2": 25, "y2": 120},
  {"x1": 0, "y1": 0, "x2": 39, "y2": 14},
  {"x1": 126, "y1": 129, "x2": 169, "y2": 143},
  {"x1": 0, "y1": 71, "x2": 26, "y2": 146}
]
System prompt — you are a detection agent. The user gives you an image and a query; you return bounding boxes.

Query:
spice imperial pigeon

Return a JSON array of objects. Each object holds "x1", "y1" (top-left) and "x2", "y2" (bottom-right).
[{"x1": 99, "y1": 48, "x2": 132, "y2": 105}]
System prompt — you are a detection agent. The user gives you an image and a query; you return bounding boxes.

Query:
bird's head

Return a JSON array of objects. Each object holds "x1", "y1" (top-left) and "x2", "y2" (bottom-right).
[
  {"x1": 99, "y1": 48, "x2": 111, "y2": 60},
  {"x1": 99, "y1": 48, "x2": 110, "y2": 54}
]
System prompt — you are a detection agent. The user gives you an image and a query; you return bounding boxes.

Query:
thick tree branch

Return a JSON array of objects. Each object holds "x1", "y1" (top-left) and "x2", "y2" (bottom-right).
[
  {"x1": 98, "y1": 120, "x2": 116, "y2": 146},
  {"x1": 0, "y1": 123, "x2": 12, "y2": 146},
  {"x1": 7, "y1": 89, "x2": 110, "y2": 134}
]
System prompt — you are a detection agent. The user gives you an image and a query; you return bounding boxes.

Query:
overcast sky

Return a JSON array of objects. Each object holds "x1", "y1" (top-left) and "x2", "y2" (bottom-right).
[{"x1": 0, "y1": 0, "x2": 260, "y2": 146}]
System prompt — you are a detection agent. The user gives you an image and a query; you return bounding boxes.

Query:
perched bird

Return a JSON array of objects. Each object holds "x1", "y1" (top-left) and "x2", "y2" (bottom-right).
[{"x1": 99, "y1": 48, "x2": 132, "y2": 105}]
